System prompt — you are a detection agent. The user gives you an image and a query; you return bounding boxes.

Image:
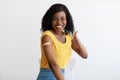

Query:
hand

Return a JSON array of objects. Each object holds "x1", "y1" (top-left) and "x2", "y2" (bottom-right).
[
  {"x1": 73, "y1": 31, "x2": 78, "y2": 40},
  {"x1": 72, "y1": 31, "x2": 88, "y2": 58},
  {"x1": 72, "y1": 31, "x2": 80, "y2": 47}
]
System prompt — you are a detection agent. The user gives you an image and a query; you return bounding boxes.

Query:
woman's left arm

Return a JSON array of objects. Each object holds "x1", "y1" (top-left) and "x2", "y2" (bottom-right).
[{"x1": 71, "y1": 31, "x2": 88, "y2": 59}]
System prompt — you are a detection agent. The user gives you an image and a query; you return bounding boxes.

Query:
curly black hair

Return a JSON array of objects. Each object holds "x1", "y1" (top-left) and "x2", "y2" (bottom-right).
[{"x1": 41, "y1": 3, "x2": 74, "y2": 34}]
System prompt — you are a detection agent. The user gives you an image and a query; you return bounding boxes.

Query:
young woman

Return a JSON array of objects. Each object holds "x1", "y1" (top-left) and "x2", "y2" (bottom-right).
[{"x1": 37, "y1": 3, "x2": 88, "y2": 80}]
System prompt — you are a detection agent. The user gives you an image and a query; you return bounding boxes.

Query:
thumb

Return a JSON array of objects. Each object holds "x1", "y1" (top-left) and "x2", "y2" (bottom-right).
[{"x1": 73, "y1": 31, "x2": 78, "y2": 39}]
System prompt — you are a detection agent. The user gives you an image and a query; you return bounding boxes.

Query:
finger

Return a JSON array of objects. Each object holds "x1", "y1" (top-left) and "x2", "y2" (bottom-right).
[{"x1": 73, "y1": 31, "x2": 78, "y2": 38}]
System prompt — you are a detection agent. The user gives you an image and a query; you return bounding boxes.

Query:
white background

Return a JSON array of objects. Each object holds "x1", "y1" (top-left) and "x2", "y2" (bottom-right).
[{"x1": 0, "y1": 0, "x2": 120, "y2": 80}]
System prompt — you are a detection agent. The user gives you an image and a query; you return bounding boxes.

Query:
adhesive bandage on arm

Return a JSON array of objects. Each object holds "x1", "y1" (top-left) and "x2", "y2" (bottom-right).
[{"x1": 42, "y1": 42, "x2": 50, "y2": 46}]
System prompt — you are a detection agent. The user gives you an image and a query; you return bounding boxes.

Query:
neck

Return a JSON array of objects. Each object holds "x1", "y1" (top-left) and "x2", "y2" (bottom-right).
[{"x1": 51, "y1": 30, "x2": 64, "y2": 36}]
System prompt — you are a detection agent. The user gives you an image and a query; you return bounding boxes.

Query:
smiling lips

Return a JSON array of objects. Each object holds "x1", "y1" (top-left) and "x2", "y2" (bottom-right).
[{"x1": 56, "y1": 25, "x2": 62, "y2": 28}]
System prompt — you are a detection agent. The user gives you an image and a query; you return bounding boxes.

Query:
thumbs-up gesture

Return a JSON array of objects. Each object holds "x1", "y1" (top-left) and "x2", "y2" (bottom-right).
[
  {"x1": 72, "y1": 31, "x2": 88, "y2": 58},
  {"x1": 72, "y1": 31, "x2": 79, "y2": 47},
  {"x1": 73, "y1": 31, "x2": 78, "y2": 40}
]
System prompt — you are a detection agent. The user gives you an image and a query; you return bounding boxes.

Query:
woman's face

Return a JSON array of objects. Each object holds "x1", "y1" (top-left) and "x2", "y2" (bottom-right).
[{"x1": 52, "y1": 11, "x2": 67, "y2": 32}]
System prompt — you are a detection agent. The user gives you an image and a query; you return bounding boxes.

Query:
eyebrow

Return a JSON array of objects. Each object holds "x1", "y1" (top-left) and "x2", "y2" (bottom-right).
[{"x1": 52, "y1": 16, "x2": 66, "y2": 18}]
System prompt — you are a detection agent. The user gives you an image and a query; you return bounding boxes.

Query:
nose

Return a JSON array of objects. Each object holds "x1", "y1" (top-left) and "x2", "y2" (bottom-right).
[{"x1": 57, "y1": 19, "x2": 62, "y2": 25}]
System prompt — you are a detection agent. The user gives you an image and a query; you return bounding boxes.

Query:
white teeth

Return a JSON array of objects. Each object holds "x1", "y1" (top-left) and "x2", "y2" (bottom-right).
[{"x1": 56, "y1": 25, "x2": 62, "y2": 28}]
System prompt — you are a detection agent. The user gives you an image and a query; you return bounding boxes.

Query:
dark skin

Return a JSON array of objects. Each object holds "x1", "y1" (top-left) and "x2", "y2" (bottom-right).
[
  {"x1": 72, "y1": 31, "x2": 88, "y2": 58},
  {"x1": 41, "y1": 11, "x2": 88, "y2": 80}
]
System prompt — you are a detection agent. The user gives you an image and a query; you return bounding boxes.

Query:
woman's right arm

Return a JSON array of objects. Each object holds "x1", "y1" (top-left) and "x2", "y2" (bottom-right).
[{"x1": 41, "y1": 35, "x2": 65, "y2": 80}]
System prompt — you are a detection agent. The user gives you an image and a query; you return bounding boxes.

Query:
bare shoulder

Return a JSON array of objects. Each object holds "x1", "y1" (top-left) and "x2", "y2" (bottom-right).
[{"x1": 41, "y1": 35, "x2": 52, "y2": 44}]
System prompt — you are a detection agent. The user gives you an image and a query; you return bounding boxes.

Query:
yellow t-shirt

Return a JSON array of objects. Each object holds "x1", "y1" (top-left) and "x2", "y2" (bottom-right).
[{"x1": 40, "y1": 30, "x2": 72, "y2": 69}]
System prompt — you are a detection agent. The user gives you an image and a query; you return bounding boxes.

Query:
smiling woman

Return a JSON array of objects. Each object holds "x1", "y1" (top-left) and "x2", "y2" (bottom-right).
[
  {"x1": 37, "y1": 3, "x2": 88, "y2": 80},
  {"x1": 52, "y1": 11, "x2": 66, "y2": 32}
]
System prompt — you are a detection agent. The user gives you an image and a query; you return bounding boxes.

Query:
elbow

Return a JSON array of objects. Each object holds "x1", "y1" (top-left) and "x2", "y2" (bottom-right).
[
  {"x1": 82, "y1": 55, "x2": 88, "y2": 59},
  {"x1": 48, "y1": 61, "x2": 58, "y2": 69},
  {"x1": 77, "y1": 48, "x2": 88, "y2": 59},
  {"x1": 81, "y1": 52, "x2": 88, "y2": 59}
]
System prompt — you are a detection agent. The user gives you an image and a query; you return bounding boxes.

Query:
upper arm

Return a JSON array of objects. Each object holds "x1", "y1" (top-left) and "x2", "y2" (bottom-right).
[
  {"x1": 41, "y1": 35, "x2": 57, "y2": 65},
  {"x1": 41, "y1": 35, "x2": 64, "y2": 79}
]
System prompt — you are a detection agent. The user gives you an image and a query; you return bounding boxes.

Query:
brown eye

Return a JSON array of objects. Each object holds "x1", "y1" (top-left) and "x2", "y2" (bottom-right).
[
  {"x1": 52, "y1": 17, "x2": 57, "y2": 21},
  {"x1": 61, "y1": 17, "x2": 66, "y2": 21}
]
